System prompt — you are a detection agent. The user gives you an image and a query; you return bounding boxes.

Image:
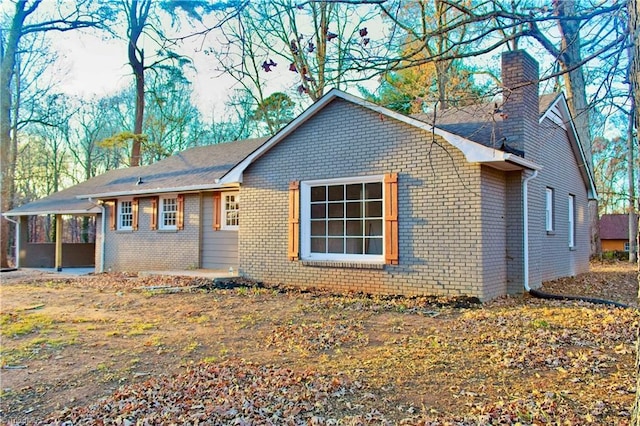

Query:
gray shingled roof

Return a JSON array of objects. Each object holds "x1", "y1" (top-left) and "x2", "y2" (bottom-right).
[
  {"x1": 5, "y1": 138, "x2": 268, "y2": 216},
  {"x1": 411, "y1": 93, "x2": 561, "y2": 151}
]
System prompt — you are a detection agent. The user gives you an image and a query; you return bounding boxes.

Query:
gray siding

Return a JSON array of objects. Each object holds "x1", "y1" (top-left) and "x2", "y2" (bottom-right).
[
  {"x1": 505, "y1": 171, "x2": 525, "y2": 294},
  {"x1": 480, "y1": 167, "x2": 508, "y2": 300},
  {"x1": 526, "y1": 116, "x2": 590, "y2": 286},
  {"x1": 200, "y1": 192, "x2": 239, "y2": 270}
]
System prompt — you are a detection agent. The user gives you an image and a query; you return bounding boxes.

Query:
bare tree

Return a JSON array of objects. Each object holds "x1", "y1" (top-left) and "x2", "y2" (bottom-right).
[
  {"x1": 629, "y1": 0, "x2": 639, "y2": 421},
  {"x1": 209, "y1": 0, "x2": 377, "y2": 125},
  {"x1": 0, "y1": 0, "x2": 108, "y2": 267},
  {"x1": 365, "y1": 0, "x2": 630, "y2": 256}
]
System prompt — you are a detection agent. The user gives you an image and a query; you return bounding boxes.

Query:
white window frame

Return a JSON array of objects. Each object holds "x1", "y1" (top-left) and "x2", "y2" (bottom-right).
[
  {"x1": 300, "y1": 175, "x2": 385, "y2": 263},
  {"x1": 159, "y1": 195, "x2": 178, "y2": 230},
  {"x1": 545, "y1": 187, "x2": 554, "y2": 232},
  {"x1": 568, "y1": 194, "x2": 575, "y2": 248},
  {"x1": 221, "y1": 192, "x2": 240, "y2": 231},
  {"x1": 118, "y1": 198, "x2": 134, "y2": 230}
]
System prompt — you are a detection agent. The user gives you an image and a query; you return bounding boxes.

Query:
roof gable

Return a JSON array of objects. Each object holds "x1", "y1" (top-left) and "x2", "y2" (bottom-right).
[{"x1": 221, "y1": 89, "x2": 540, "y2": 184}]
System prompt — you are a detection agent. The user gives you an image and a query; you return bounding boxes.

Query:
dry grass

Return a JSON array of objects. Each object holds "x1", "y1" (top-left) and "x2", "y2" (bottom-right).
[{"x1": 0, "y1": 262, "x2": 637, "y2": 425}]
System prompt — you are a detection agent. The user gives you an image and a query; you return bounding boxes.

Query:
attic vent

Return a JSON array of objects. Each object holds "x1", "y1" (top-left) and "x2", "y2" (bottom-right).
[{"x1": 136, "y1": 177, "x2": 144, "y2": 185}]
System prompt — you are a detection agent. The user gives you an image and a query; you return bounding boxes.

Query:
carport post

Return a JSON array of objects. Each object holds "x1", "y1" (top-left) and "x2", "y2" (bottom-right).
[{"x1": 55, "y1": 214, "x2": 62, "y2": 271}]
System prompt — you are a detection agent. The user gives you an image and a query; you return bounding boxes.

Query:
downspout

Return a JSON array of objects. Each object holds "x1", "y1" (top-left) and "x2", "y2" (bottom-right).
[
  {"x1": 522, "y1": 171, "x2": 628, "y2": 308},
  {"x1": 4, "y1": 216, "x2": 20, "y2": 269},
  {"x1": 522, "y1": 170, "x2": 538, "y2": 292},
  {"x1": 89, "y1": 198, "x2": 106, "y2": 273}
]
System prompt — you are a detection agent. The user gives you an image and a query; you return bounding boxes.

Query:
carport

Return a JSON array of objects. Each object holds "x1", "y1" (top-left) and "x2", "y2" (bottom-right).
[{"x1": 3, "y1": 191, "x2": 102, "y2": 272}]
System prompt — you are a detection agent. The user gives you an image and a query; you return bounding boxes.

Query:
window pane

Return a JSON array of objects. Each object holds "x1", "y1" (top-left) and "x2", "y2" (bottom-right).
[
  {"x1": 365, "y1": 238, "x2": 383, "y2": 255},
  {"x1": 327, "y1": 238, "x2": 344, "y2": 253},
  {"x1": 346, "y1": 202, "x2": 361, "y2": 218},
  {"x1": 311, "y1": 220, "x2": 326, "y2": 236},
  {"x1": 346, "y1": 220, "x2": 362, "y2": 236},
  {"x1": 305, "y1": 178, "x2": 386, "y2": 259},
  {"x1": 162, "y1": 198, "x2": 178, "y2": 227},
  {"x1": 365, "y1": 219, "x2": 383, "y2": 236},
  {"x1": 328, "y1": 185, "x2": 344, "y2": 201},
  {"x1": 120, "y1": 201, "x2": 132, "y2": 228},
  {"x1": 311, "y1": 186, "x2": 326, "y2": 202},
  {"x1": 346, "y1": 238, "x2": 363, "y2": 254},
  {"x1": 328, "y1": 220, "x2": 344, "y2": 236},
  {"x1": 311, "y1": 237, "x2": 326, "y2": 253},
  {"x1": 365, "y1": 182, "x2": 382, "y2": 199},
  {"x1": 365, "y1": 201, "x2": 382, "y2": 218},
  {"x1": 328, "y1": 202, "x2": 344, "y2": 218},
  {"x1": 225, "y1": 194, "x2": 239, "y2": 227},
  {"x1": 311, "y1": 204, "x2": 326, "y2": 219},
  {"x1": 346, "y1": 183, "x2": 362, "y2": 200}
]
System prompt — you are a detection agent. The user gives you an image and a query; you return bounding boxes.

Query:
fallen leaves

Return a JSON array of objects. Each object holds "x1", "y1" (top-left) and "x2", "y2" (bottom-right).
[
  {"x1": 266, "y1": 320, "x2": 369, "y2": 354},
  {"x1": 1, "y1": 262, "x2": 638, "y2": 425},
  {"x1": 44, "y1": 360, "x2": 360, "y2": 425}
]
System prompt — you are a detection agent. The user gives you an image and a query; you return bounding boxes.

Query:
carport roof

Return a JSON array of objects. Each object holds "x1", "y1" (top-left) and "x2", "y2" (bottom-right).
[{"x1": 4, "y1": 138, "x2": 268, "y2": 217}]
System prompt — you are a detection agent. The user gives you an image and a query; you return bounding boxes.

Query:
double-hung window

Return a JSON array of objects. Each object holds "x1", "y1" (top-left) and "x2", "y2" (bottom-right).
[
  {"x1": 118, "y1": 199, "x2": 133, "y2": 230},
  {"x1": 568, "y1": 194, "x2": 575, "y2": 248},
  {"x1": 300, "y1": 176, "x2": 386, "y2": 262},
  {"x1": 222, "y1": 192, "x2": 239, "y2": 230},
  {"x1": 545, "y1": 187, "x2": 554, "y2": 232},
  {"x1": 159, "y1": 195, "x2": 178, "y2": 230}
]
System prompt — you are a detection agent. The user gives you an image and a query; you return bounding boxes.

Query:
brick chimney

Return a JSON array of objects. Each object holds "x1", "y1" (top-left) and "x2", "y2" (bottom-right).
[{"x1": 500, "y1": 51, "x2": 540, "y2": 158}]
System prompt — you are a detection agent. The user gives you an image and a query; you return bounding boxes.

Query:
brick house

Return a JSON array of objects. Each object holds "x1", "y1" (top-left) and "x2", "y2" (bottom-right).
[{"x1": 4, "y1": 50, "x2": 596, "y2": 300}]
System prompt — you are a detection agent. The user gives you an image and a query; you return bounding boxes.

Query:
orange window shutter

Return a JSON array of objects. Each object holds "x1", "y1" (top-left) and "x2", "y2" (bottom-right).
[
  {"x1": 132, "y1": 198, "x2": 139, "y2": 230},
  {"x1": 150, "y1": 197, "x2": 158, "y2": 230},
  {"x1": 108, "y1": 200, "x2": 116, "y2": 231},
  {"x1": 288, "y1": 181, "x2": 300, "y2": 260},
  {"x1": 177, "y1": 194, "x2": 184, "y2": 230},
  {"x1": 213, "y1": 192, "x2": 221, "y2": 231},
  {"x1": 384, "y1": 173, "x2": 399, "y2": 265}
]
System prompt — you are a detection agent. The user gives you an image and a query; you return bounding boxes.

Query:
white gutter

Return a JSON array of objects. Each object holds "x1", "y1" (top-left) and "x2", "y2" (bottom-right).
[
  {"x1": 77, "y1": 182, "x2": 240, "y2": 200},
  {"x1": 4, "y1": 216, "x2": 20, "y2": 268},
  {"x1": 88, "y1": 198, "x2": 106, "y2": 273},
  {"x1": 522, "y1": 169, "x2": 539, "y2": 292},
  {"x1": 3, "y1": 209, "x2": 101, "y2": 217}
]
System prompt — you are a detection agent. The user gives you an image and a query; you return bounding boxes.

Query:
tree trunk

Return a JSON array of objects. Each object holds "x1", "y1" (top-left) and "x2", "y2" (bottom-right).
[
  {"x1": 629, "y1": 99, "x2": 637, "y2": 263},
  {"x1": 555, "y1": 0, "x2": 600, "y2": 257},
  {"x1": 0, "y1": 1, "x2": 28, "y2": 267},
  {"x1": 127, "y1": 0, "x2": 150, "y2": 167},
  {"x1": 629, "y1": 0, "x2": 639, "y2": 423}
]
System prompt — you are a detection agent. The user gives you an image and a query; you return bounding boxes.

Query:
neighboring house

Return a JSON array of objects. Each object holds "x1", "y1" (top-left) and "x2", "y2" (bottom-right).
[
  {"x1": 600, "y1": 214, "x2": 631, "y2": 252},
  {"x1": 3, "y1": 50, "x2": 596, "y2": 301}
]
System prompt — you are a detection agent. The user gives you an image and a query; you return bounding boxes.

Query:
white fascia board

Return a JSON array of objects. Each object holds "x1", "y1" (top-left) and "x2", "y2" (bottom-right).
[
  {"x1": 77, "y1": 182, "x2": 240, "y2": 200},
  {"x1": 543, "y1": 93, "x2": 598, "y2": 199},
  {"x1": 221, "y1": 89, "x2": 540, "y2": 183},
  {"x1": 539, "y1": 93, "x2": 566, "y2": 128},
  {"x1": 3, "y1": 208, "x2": 101, "y2": 217}
]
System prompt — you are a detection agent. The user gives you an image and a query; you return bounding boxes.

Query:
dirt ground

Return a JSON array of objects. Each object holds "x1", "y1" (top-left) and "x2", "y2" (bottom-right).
[{"x1": 0, "y1": 262, "x2": 638, "y2": 425}]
